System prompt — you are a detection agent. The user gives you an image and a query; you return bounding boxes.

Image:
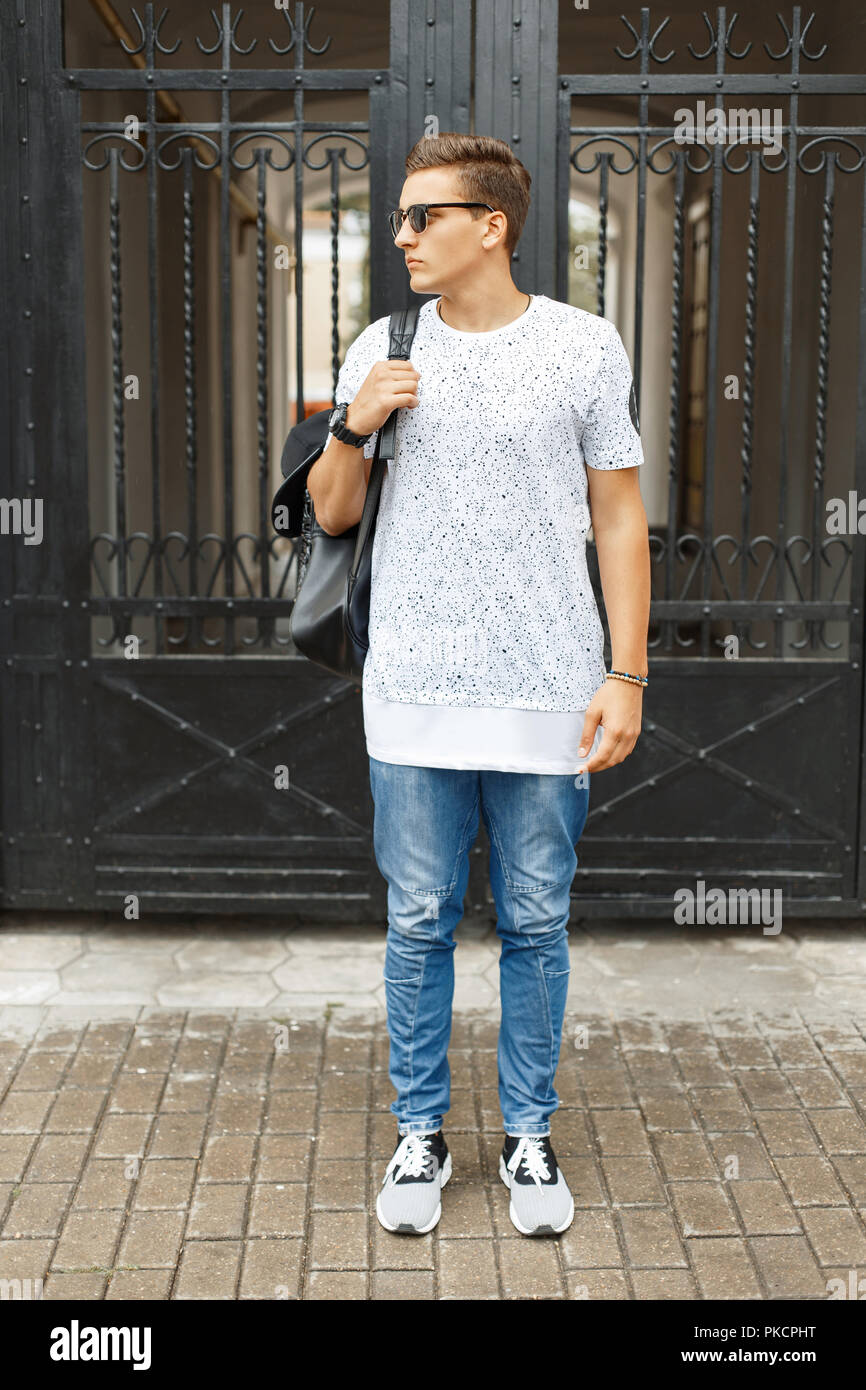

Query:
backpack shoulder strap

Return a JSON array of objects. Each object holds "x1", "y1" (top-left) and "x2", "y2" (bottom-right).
[
  {"x1": 350, "y1": 303, "x2": 422, "y2": 575},
  {"x1": 378, "y1": 302, "x2": 421, "y2": 459},
  {"x1": 387, "y1": 301, "x2": 421, "y2": 360}
]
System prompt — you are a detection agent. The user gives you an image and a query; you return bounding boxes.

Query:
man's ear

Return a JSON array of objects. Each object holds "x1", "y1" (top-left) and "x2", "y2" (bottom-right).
[{"x1": 483, "y1": 211, "x2": 509, "y2": 249}]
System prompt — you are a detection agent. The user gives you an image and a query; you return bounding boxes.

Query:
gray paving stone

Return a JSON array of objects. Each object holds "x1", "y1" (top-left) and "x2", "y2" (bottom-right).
[
  {"x1": 372, "y1": 1225, "x2": 435, "y2": 1270},
  {"x1": 631, "y1": 1268, "x2": 699, "y2": 1299},
  {"x1": 753, "y1": 1110, "x2": 821, "y2": 1156},
  {"x1": 105, "y1": 1269, "x2": 174, "y2": 1299},
  {"x1": 0, "y1": 971, "x2": 60, "y2": 1005},
  {"x1": 601, "y1": 1156, "x2": 666, "y2": 1205},
  {"x1": 687, "y1": 1236, "x2": 763, "y2": 1299},
  {"x1": 175, "y1": 939, "x2": 290, "y2": 973},
  {"x1": 371, "y1": 1269, "x2": 435, "y2": 1299},
  {"x1": 590, "y1": 1109, "x2": 654, "y2": 1156},
  {"x1": 653, "y1": 1133, "x2": 716, "y2": 1181},
  {"x1": 559, "y1": 1209, "x2": 621, "y2": 1268},
  {"x1": 748, "y1": 1235, "x2": 828, "y2": 1298},
  {"x1": 0, "y1": 1091, "x2": 55, "y2": 1132},
  {"x1": 51, "y1": 1208, "x2": 125, "y2": 1270},
  {"x1": 198, "y1": 1134, "x2": 255, "y2": 1181},
  {"x1": 798, "y1": 1207, "x2": 866, "y2": 1266},
  {"x1": 73, "y1": 1159, "x2": 136, "y2": 1210},
  {"x1": 44, "y1": 1271, "x2": 107, "y2": 1299},
  {"x1": 46, "y1": 1088, "x2": 109, "y2": 1133},
  {"x1": 774, "y1": 1155, "x2": 850, "y2": 1206},
  {"x1": 173, "y1": 1239, "x2": 243, "y2": 1298},
  {"x1": 11, "y1": 1051, "x2": 71, "y2": 1089},
  {"x1": 0, "y1": 1135, "x2": 36, "y2": 1182},
  {"x1": 25, "y1": 1133, "x2": 90, "y2": 1184},
  {"x1": 830, "y1": 1156, "x2": 866, "y2": 1204},
  {"x1": 132, "y1": 1159, "x2": 197, "y2": 1210},
  {"x1": 0, "y1": 934, "x2": 83, "y2": 969},
  {"x1": 272, "y1": 957, "x2": 384, "y2": 994},
  {"x1": 118, "y1": 1210, "x2": 186, "y2": 1266},
  {"x1": 808, "y1": 1108, "x2": 866, "y2": 1153},
  {"x1": 238, "y1": 1238, "x2": 302, "y2": 1299},
  {"x1": 59, "y1": 954, "x2": 178, "y2": 996},
  {"x1": 567, "y1": 1268, "x2": 631, "y2": 1298},
  {"x1": 707, "y1": 1132, "x2": 775, "y2": 1180},
  {"x1": 247, "y1": 1183, "x2": 307, "y2": 1238},
  {"x1": 728, "y1": 1179, "x2": 803, "y2": 1235},
  {"x1": 158, "y1": 973, "x2": 280, "y2": 1007},
  {"x1": 618, "y1": 1208, "x2": 689, "y2": 1267},
  {"x1": 305, "y1": 1270, "x2": 368, "y2": 1298},
  {"x1": 308, "y1": 1210, "x2": 368, "y2": 1269},
  {"x1": 438, "y1": 1237, "x2": 498, "y2": 1298},
  {"x1": 3, "y1": 1182, "x2": 73, "y2": 1238},
  {"x1": 148, "y1": 1114, "x2": 208, "y2": 1160},
  {"x1": 498, "y1": 1236, "x2": 564, "y2": 1298}
]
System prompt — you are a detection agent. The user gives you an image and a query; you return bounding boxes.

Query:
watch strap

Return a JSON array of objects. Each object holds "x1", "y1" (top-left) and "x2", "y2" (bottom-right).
[{"x1": 330, "y1": 403, "x2": 369, "y2": 447}]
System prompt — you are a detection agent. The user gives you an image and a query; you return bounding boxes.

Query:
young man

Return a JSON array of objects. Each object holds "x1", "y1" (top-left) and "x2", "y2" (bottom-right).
[{"x1": 306, "y1": 133, "x2": 650, "y2": 1238}]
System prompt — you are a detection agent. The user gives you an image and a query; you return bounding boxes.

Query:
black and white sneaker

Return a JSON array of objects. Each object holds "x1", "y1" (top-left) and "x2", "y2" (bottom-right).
[
  {"x1": 499, "y1": 1134, "x2": 574, "y2": 1235},
  {"x1": 376, "y1": 1130, "x2": 452, "y2": 1235}
]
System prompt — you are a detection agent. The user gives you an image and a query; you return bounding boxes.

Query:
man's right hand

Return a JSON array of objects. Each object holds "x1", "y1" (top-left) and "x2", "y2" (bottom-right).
[{"x1": 346, "y1": 360, "x2": 420, "y2": 436}]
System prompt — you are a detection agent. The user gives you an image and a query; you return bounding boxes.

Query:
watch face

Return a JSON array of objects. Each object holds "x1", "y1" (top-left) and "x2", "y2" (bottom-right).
[{"x1": 328, "y1": 407, "x2": 342, "y2": 430}]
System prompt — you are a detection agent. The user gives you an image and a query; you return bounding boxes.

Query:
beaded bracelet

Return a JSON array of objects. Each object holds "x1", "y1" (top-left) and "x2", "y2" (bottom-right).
[{"x1": 606, "y1": 669, "x2": 648, "y2": 688}]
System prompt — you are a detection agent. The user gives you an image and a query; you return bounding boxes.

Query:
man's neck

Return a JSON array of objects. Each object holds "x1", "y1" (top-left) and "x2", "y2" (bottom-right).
[{"x1": 435, "y1": 281, "x2": 532, "y2": 333}]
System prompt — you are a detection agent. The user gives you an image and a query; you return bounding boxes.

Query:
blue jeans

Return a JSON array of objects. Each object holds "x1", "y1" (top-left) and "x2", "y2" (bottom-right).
[{"x1": 369, "y1": 757, "x2": 591, "y2": 1139}]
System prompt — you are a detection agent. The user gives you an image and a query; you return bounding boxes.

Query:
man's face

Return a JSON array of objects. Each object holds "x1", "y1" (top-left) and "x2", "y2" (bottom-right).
[{"x1": 393, "y1": 168, "x2": 501, "y2": 293}]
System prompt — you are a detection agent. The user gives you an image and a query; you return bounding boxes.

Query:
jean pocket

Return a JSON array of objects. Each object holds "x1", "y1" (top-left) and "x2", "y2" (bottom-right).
[{"x1": 542, "y1": 965, "x2": 570, "y2": 1017}]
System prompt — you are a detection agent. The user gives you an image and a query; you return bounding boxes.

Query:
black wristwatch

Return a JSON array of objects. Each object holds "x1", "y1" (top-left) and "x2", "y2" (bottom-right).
[{"x1": 328, "y1": 401, "x2": 371, "y2": 448}]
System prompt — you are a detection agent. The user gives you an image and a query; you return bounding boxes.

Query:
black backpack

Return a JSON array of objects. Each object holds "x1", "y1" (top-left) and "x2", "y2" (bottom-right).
[{"x1": 271, "y1": 303, "x2": 421, "y2": 681}]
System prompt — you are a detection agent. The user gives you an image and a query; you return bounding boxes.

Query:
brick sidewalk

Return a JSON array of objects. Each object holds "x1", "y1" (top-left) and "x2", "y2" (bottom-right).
[{"x1": 1, "y1": 1005, "x2": 866, "y2": 1299}]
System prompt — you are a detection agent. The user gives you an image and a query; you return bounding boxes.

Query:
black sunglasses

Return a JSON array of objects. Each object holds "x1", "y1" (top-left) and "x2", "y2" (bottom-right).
[{"x1": 388, "y1": 202, "x2": 496, "y2": 239}]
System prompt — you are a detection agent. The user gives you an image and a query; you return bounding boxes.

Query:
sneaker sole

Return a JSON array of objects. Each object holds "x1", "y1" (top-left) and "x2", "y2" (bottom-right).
[
  {"x1": 499, "y1": 1154, "x2": 575, "y2": 1235},
  {"x1": 376, "y1": 1150, "x2": 452, "y2": 1234}
]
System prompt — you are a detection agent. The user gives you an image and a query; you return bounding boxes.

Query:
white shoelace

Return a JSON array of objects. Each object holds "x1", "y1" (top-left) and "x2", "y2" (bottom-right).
[
  {"x1": 387, "y1": 1133, "x2": 436, "y2": 1181},
  {"x1": 508, "y1": 1136, "x2": 551, "y2": 1189}
]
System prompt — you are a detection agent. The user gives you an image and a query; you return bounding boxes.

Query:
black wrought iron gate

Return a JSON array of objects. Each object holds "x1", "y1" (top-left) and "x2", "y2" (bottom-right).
[{"x1": 2, "y1": 1, "x2": 866, "y2": 921}]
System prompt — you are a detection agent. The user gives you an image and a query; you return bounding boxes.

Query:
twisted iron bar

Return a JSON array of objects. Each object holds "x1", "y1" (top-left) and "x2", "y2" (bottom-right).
[
  {"x1": 182, "y1": 148, "x2": 198, "y2": 648},
  {"x1": 595, "y1": 160, "x2": 609, "y2": 319},
  {"x1": 329, "y1": 152, "x2": 341, "y2": 401},
  {"x1": 663, "y1": 149, "x2": 686, "y2": 650},
  {"x1": 741, "y1": 166, "x2": 759, "y2": 506},
  {"x1": 109, "y1": 151, "x2": 126, "y2": 601},
  {"x1": 255, "y1": 152, "x2": 271, "y2": 641}
]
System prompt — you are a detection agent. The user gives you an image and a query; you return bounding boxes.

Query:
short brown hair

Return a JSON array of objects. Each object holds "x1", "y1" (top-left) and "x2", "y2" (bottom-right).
[{"x1": 403, "y1": 133, "x2": 531, "y2": 256}]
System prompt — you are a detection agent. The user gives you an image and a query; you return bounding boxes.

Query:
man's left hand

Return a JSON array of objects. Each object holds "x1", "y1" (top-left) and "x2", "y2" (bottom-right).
[{"x1": 576, "y1": 680, "x2": 643, "y2": 774}]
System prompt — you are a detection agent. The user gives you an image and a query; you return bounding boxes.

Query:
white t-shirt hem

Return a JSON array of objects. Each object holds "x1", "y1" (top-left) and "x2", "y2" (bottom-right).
[{"x1": 365, "y1": 742, "x2": 592, "y2": 775}]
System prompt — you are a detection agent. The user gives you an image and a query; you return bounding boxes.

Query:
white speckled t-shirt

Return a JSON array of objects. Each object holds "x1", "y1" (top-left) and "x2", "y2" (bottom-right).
[{"x1": 324, "y1": 292, "x2": 643, "y2": 722}]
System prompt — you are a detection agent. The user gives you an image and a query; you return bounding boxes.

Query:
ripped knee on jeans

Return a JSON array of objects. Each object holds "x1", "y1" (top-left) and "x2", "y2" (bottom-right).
[{"x1": 388, "y1": 882, "x2": 445, "y2": 936}]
